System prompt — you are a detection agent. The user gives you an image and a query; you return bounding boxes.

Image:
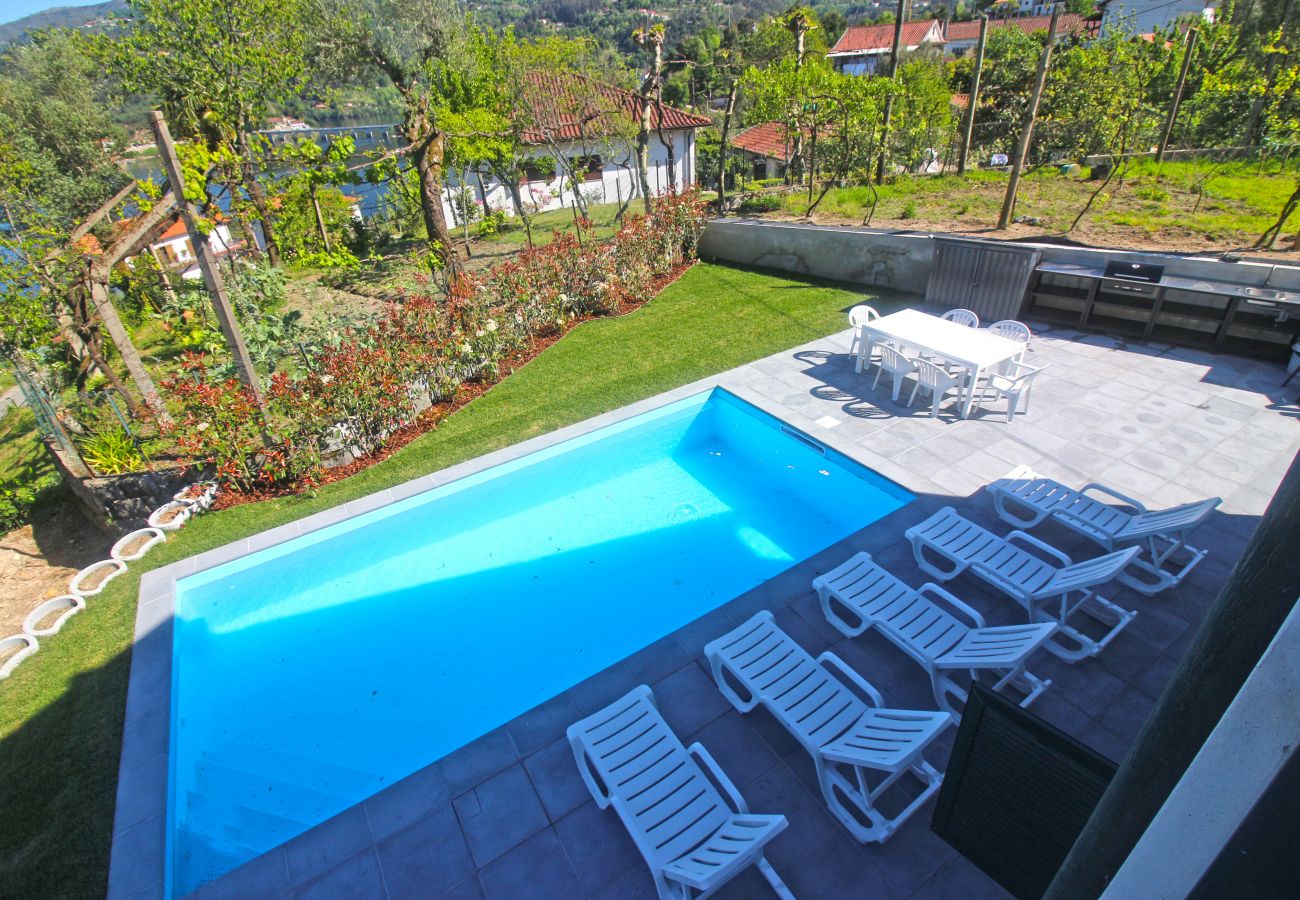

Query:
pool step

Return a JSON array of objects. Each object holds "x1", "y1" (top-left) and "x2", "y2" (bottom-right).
[
  {"x1": 192, "y1": 756, "x2": 359, "y2": 827},
  {"x1": 201, "y1": 737, "x2": 389, "y2": 798}
]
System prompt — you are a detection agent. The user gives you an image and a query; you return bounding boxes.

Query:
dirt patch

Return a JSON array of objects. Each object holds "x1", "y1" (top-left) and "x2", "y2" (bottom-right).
[{"x1": 0, "y1": 501, "x2": 112, "y2": 637}]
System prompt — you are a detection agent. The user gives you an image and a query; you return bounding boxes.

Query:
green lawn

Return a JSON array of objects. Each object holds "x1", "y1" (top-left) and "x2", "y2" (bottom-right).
[
  {"x1": 0, "y1": 262, "x2": 908, "y2": 899},
  {"x1": 766, "y1": 159, "x2": 1300, "y2": 247}
]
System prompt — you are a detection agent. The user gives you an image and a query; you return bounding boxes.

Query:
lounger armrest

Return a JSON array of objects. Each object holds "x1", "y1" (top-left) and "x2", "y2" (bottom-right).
[
  {"x1": 1005, "y1": 530, "x2": 1073, "y2": 566},
  {"x1": 917, "y1": 582, "x2": 987, "y2": 629},
  {"x1": 688, "y1": 742, "x2": 748, "y2": 815},
  {"x1": 1080, "y1": 481, "x2": 1147, "y2": 514},
  {"x1": 816, "y1": 651, "x2": 884, "y2": 709}
]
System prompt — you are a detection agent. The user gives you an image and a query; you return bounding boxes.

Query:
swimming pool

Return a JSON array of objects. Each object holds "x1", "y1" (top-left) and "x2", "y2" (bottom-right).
[{"x1": 169, "y1": 388, "x2": 912, "y2": 895}]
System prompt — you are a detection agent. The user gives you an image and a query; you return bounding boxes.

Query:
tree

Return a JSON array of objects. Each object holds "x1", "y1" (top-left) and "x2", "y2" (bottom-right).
[
  {"x1": 314, "y1": 0, "x2": 498, "y2": 277},
  {"x1": 112, "y1": 0, "x2": 314, "y2": 269},
  {"x1": 0, "y1": 28, "x2": 170, "y2": 419}
]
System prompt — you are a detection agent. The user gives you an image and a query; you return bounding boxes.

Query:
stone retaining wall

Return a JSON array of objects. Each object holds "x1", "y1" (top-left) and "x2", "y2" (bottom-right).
[
  {"x1": 697, "y1": 218, "x2": 1300, "y2": 294},
  {"x1": 46, "y1": 440, "x2": 192, "y2": 536}
]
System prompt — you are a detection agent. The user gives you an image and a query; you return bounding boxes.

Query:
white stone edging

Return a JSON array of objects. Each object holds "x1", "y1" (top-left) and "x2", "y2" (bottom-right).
[
  {"x1": 22, "y1": 595, "x2": 86, "y2": 637},
  {"x1": 69, "y1": 559, "x2": 128, "y2": 597},
  {"x1": 148, "y1": 501, "x2": 192, "y2": 532},
  {"x1": 0, "y1": 634, "x2": 38, "y2": 679},
  {"x1": 4, "y1": 480, "x2": 215, "y2": 681},
  {"x1": 111, "y1": 528, "x2": 167, "y2": 562}
]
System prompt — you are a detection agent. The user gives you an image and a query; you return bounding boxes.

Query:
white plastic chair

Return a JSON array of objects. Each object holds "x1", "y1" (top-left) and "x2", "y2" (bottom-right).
[
  {"x1": 705, "y1": 611, "x2": 952, "y2": 844},
  {"x1": 908, "y1": 359, "x2": 964, "y2": 417},
  {"x1": 814, "y1": 552, "x2": 1057, "y2": 715},
  {"x1": 848, "y1": 305, "x2": 881, "y2": 364},
  {"x1": 941, "y1": 308, "x2": 979, "y2": 328},
  {"x1": 988, "y1": 319, "x2": 1031, "y2": 348},
  {"x1": 871, "y1": 343, "x2": 917, "y2": 402},
  {"x1": 977, "y1": 360, "x2": 1046, "y2": 421},
  {"x1": 987, "y1": 464, "x2": 1221, "y2": 595},
  {"x1": 987, "y1": 320, "x2": 1032, "y2": 373},
  {"x1": 567, "y1": 685, "x2": 794, "y2": 900},
  {"x1": 905, "y1": 506, "x2": 1140, "y2": 662}
]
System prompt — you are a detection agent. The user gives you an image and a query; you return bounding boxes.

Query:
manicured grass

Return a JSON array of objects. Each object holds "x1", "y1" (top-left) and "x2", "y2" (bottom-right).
[{"x1": 0, "y1": 262, "x2": 907, "y2": 899}]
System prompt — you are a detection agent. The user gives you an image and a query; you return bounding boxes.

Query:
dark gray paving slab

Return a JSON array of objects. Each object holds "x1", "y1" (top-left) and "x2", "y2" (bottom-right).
[{"x1": 131, "y1": 321, "x2": 1298, "y2": 900}]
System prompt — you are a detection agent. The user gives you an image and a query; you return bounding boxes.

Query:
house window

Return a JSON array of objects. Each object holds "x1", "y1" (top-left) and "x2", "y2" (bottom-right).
[
  {"x1": 521, "y1": 160, "x2": 551, "y2": 183},
  {"x1": 571, "y1": 155, "x2": 603, "y2": 182}
]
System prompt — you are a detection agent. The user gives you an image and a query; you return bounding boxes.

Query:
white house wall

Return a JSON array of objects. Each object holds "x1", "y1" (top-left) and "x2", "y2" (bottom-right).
[{"x1": 437, "y1": 129, "x2": 697, "y2": 224}]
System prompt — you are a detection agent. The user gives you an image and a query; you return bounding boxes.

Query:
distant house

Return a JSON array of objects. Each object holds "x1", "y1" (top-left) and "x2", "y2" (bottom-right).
[
  {"x1": 146, "y1": 218, "x2": 241, "y2": 281},
  {"x1": 445, "y1": 71, "x2": 712, "y2": 220},
  {"x1": 729, "y1": 122, "x2": 797, "y2": 181},
  {"x1": 944, "y1": 13, "x2": 1088, "y2": 56},
  {"x1": 1097, "y1": 0, "x2": 1217, "y2": 36},
  {"x1": 827, "y1": 20, "x2": 946, "y2": 75}
]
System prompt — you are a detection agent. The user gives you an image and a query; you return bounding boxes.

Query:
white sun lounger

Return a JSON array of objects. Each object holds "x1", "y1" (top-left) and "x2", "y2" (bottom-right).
[
  {"x1": 567, "y1": 685, "x2": 794, "y2": 900},
  {"x1": 704, "y1": 611, "x2": 952, "y2": 844},
  {"x1": 905, "y1": 507, "x2": 1140, "y2": 662},
  {"x1": 813, "y1": 552, "x2": 1057, "y2": 715},
  {"x1": 987, "y1": 465, "x2": 1221, "y2": 595}
]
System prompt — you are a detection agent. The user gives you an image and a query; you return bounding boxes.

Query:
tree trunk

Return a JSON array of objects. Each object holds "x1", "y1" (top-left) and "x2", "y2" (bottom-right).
[
  {"x1": 637, "y1": 102, "x2": 654, "y2": 214},
  {"x1": 310, "y1": 183, "x2": 332, "y2": 253},
  {"x1": 474, "y1": 170, "x2": 492, "y2": 218},
  {"x1": 237, "y1": 137, "x2": 283, "y2": 268},
  {"x1": 413, "y1": 131, "x2": 460, "y2": 276}
]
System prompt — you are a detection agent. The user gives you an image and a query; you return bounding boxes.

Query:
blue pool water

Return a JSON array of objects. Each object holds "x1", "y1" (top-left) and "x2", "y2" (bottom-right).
[{"x1": 169, "y1": 388, "x2": 912, "y2": 894}]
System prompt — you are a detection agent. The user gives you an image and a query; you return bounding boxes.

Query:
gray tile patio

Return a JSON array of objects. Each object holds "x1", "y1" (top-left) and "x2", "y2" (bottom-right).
[{"x1": 183, "y1": 322, "x2": 1298, "y2": 900}]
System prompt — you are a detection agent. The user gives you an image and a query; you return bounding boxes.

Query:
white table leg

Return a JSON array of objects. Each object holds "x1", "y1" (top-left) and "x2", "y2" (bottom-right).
[
  {"x1": 854, "y1": 328, "x2": 872, "y2": 373},
  {"x1": 960, "y1": 365, "x2": 983, "y2": 418}
]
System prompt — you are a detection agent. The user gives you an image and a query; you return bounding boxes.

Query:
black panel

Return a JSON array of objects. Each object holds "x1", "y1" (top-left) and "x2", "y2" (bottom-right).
[{"x1": 931, "y1": 684, "x2": 1118, "y2": 900}]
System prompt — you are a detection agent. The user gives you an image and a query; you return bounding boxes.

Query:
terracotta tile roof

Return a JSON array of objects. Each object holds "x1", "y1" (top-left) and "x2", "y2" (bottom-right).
[
  {"x1": 729, "y1": 121, "x2": 797, "y2": 162},
  {"x1": 945, "y1": 13, "x2": 1086, "y2": 42},
  {"x1": 520, "y1": 71, "x2": 712, "y2": 144},
  {"x1": 951, "y1": 92, "x2": 970, "y2": 109},
  {"x1": 156, "y1": 218, "x2": 188, "y2": 242},
  {"x1": 828, "y1": 20, "x2": 944, "y2": 55}
]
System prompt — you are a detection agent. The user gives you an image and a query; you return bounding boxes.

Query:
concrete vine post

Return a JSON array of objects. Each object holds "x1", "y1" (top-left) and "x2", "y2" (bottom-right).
[
  {"x1": 1156, "y1": 27, "x2": 1198, "y2": 165},
  {"x1": 148, "y1": 110, "x2": 271, "y2": 428},
  {"x1": 874, "y1": 0, "x2": 908, "y2": 185},
  {"x1": 997, "y1": 4, "x2": 1062, "y2": 230},
  {"x1": 956, "y1": 15, "x2": 988, "y2": 176}
]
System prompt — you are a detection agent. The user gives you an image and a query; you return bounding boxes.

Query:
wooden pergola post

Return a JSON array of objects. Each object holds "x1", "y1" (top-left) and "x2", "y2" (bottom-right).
[{"x1": 148, "y1": 110, "x2": 269, "y2": 421}]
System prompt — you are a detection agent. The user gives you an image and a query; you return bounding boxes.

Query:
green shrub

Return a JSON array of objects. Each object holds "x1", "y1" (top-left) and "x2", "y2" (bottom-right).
[
  {"x1": 79, "y1": 428, "x2": 145, "y2": 476},
  {"x1": 0, "y1": 473, "x2": 62, "y2": 533},
  {"x1": 900, "y1": 199, "x2": 918, "y2": 219},
  {"x1": 736, "y1": 194, "x2": 783, "y2": 214},
  {"x1": 474, "y1": 210, "x2": 511, "y2": 239},
  {"x1": 1134, "y1": 185, "x2": 1170, "y2": 202}
]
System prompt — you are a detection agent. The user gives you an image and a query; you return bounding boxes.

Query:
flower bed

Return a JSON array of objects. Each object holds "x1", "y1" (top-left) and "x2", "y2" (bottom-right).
[{"x1": 163, "y1": 191, "x2": 708, "y2": 496}]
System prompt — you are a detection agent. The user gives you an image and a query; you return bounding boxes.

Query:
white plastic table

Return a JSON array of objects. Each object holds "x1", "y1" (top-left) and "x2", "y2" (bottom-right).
[{"x1": 854, "y1": 308, "x2": 1025, "y2": 418}]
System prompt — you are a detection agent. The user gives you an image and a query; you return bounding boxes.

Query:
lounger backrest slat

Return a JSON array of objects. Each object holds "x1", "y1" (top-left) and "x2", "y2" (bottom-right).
[
  {"x1": 568, "y1": 687, "x2": 732, "y2": 867},
  {"x1": 1041, "y1": 548, "x2": 1139, "y2": 596},
  {"x1": 1123, "y1": 499, "x2": 1219, "y2": 536},
  {"x1": 709, "y1": 613, "x2": 867, "y2": 753}
]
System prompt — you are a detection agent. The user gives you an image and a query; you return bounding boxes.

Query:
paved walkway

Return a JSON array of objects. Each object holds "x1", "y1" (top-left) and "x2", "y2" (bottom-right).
[{"x1": 185, "y1": 323, "x2": 1297, "y2": 900}]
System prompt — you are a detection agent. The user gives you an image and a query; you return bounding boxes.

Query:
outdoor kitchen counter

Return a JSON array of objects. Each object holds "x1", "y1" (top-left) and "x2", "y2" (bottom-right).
[
  {"x1": 1026, "y1": 262, "x2": 1300, "y2": 360},
  {"x1": 1035, "y1": 262, "x2": 1300, "y2": 308}
]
